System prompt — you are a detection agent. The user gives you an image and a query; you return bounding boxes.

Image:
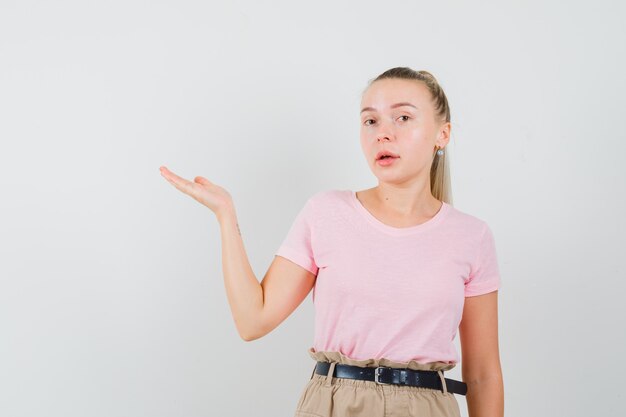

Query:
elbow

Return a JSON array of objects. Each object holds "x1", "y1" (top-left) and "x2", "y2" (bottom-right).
[
  {"x1": 239, "y1": 323, "x2": 266, "y2": 342},
  {"x1": 240, "y1": 330, "x2": 263, "y2": 342},
  {"x1": 238, "y1": 326, "x2": 255, "y2": 342},
  {"x1": 462, "y1": 360, "x2": 503, "y2": 385},
  {"x1": 236, "y1": 308, "x2": 267, "y2": 342},
  {"x1": 239, "y1": 329, "x2": 255, "y2": 342}
]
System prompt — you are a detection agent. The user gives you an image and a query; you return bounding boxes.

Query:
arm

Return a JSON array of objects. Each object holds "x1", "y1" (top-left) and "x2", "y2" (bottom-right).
[
  {"x1": 217, "y1": 208, "x2": 316, "y2": 341},
  {"x1": 159, "y1": 166, "x2": 315, "y2": 342},
  {"x1": 458, "y1": 290, "x2": 504, "y2": 417}
]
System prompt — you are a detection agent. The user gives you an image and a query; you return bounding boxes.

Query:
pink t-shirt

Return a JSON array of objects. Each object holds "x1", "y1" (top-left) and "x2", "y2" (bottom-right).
[{"x1": 275, "y1": 189, "x2": 501, "y2": 365}]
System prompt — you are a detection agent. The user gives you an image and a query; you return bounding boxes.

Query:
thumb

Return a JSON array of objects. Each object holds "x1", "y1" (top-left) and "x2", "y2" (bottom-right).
[{"x1": 194, "y1": 176, "x2": 213, "y2": 185}]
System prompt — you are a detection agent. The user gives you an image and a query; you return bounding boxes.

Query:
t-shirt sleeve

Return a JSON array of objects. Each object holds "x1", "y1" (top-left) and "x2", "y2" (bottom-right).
[
  {"x1": 275, "y1": 196, "x2": 319, "y2": 276},
  {"x1": 465, "y1": 223, "x2": 501, "y2": 297}
]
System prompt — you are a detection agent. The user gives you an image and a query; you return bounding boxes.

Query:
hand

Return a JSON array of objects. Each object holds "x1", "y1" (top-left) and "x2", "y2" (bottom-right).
[{"x1": 159, "y1": 166, "x2": 234, "y2": 218}]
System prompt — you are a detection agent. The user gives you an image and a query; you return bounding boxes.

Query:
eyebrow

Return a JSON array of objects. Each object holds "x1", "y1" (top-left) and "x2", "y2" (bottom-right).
[{"x1": 360, "y1": 102, "x2": 418, "y2": 114}]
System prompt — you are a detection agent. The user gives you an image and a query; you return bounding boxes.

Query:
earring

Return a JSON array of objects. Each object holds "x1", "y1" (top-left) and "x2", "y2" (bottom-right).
[{"x1": 436, "y1": 147, "x2": 444, "y2": 156}]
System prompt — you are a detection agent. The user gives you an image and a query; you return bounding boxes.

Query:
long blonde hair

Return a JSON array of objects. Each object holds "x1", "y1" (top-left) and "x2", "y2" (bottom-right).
[{"x1": 363, "y1": 67, "x2": 453, "y2": 205}]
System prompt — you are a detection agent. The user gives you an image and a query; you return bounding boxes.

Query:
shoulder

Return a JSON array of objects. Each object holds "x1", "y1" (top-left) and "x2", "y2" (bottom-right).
[
  {"x1": 298, "y1": 190, "x2": 352, "y2": 225},
  {"x1": 306, "y1": 189, "x2": 352, "y2": 207},
  {"x1": 444, "y1": 203, "x2": 493, "y2": 238}
]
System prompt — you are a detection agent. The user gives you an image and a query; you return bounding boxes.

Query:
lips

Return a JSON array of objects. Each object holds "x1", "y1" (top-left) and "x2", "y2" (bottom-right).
[{"x1": 375, "y1": 150, "x2": 400, "y2": 161}]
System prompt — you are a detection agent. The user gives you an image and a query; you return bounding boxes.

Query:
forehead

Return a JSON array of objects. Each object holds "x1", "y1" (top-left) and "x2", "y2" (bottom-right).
[{"x1": 360, "y1": 78, "x2": 431, "y2": 109}]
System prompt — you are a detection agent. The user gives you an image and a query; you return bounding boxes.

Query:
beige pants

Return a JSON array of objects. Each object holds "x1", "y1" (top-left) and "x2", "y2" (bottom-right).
[{"x1": 294, "y1": 348, "x2": 461, "y2": 417}]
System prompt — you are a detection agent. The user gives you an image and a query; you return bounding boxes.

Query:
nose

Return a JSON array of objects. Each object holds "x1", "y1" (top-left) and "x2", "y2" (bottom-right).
[
  {"x1": 375, "y1": 121, "x2": 393, "y2": 142},
  {"x1": 375, "y1": 119, "x2": 393, "y2": 142}
]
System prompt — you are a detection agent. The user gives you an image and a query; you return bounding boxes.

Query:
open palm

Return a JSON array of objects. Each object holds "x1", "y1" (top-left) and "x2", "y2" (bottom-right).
[{"x1": 159, "y1": 166, "x2": 233, "y2": 217}]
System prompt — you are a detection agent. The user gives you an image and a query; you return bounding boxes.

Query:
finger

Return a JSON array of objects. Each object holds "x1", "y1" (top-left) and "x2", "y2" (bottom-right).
[
  {"x1": 161, "y1": 167, "x2": 192, "y2": 187},
  {"x1": 194, "y1": 176, "x2": 213, "y2": 185},
  {"x1": 165, "y1": 175, "x2": 195, "y2": 196},
  {"x1": 160, "y1": 169, "x2": 196, "y2": 194}
]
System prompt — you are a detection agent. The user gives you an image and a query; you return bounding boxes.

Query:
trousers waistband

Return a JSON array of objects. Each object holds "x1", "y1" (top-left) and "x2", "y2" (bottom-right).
[{"x1": 313, "y1": 361, "x2": 467, "y2": 396}]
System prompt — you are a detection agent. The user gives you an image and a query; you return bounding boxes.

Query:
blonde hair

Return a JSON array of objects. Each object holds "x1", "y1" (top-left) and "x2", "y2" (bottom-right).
[{"x1": 363, "y1": 67, "x2": 453, "y2": 205}]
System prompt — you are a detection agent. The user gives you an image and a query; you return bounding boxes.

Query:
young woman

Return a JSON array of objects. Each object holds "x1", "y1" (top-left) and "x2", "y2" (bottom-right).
[{"x1": 159, "y1": 67, "x2": 504, "y2": 417}]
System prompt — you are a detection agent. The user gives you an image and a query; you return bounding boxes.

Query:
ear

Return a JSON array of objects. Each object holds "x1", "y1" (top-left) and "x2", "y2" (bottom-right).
[{"x1": 436, "y1": 122, "x2": 451, "y2": 148}]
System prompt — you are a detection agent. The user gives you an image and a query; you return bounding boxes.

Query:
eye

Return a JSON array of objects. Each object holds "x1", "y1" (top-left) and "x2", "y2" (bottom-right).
[
  {"x1": 398, "y1": 115, "x2": 410, "y2": 122},
  {"x1": 363, "y1": 119, "x2": 375, "y2": 126}
]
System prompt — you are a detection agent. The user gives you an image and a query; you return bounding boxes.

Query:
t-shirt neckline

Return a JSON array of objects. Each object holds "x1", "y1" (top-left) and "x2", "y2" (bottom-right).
[{"x1": 349, "y1": 190, "x2": 450, "y2": 236}]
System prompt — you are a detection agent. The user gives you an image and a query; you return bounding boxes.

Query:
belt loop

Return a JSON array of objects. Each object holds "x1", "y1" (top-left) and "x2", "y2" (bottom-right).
[
  {"x1": 437, "y1": 370, "x2": 448, "y2": 394},
  {"x1": 310, "y1": 363, "x2": 317, "y2": 380},
  {"x1": 325, "y1": 362, "x2": 337, "y2": 387}
]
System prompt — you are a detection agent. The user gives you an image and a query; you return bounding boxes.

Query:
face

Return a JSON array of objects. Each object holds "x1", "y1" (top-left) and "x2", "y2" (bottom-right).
[{"x1": 360, "y1": 78, "x2": 450, "y2": 185}]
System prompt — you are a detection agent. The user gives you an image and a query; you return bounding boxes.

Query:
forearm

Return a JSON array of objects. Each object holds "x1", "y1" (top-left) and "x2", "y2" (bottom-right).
[
  {"x1": 217, "y1": 207, "x2": 264, "y2": 341},
  {"x1": 464, "y1": 372, "x2": 504, "y2": 417}
]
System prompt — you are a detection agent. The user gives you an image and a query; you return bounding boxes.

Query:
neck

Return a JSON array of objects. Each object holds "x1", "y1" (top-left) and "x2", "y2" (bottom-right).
[{"x1": 372, "y1": 184, "x2": 440, "y2": 217}]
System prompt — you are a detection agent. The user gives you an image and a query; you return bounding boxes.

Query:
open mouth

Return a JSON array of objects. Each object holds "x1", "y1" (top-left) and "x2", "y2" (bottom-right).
[
  {"x1": 375, "y1": 150, "x2": 400, "y2": 161},
  {"x1": 376, "y1": 155, "x2": 399, "y2": 166}
]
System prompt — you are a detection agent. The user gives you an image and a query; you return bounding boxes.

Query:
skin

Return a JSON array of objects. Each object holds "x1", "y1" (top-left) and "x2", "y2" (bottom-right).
[
  {"x1": 358, "y1": 77, "x2": 449, "y2": 224},
  {"x1": 360, "y1": 78, "x2": 503, "y2": 417},
  {"x1": 159, "y1": 77, "x2": 503, "y2": 417}
]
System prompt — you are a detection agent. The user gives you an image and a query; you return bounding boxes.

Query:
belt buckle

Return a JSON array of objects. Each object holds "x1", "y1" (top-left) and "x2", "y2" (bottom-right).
[{"x1": 374, "y1": 366, "x2": 389, "y2": 385}]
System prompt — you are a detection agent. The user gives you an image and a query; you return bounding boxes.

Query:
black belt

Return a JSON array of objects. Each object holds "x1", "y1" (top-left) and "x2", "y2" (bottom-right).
[{"x1": 314, "y1": 361, "x2": 467, "y2": 396}]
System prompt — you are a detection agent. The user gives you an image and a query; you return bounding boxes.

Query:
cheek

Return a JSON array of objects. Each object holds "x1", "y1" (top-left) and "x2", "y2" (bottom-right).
[
  {"x1": 359, "y1": 135, "x2": 372, "y2": 149},
  {"x1": 405, "y1": 130, "x2": 434, "y2": 150},
  {"x1": 359, "y1": 139, "x2": 371, "y2": 159},
  {"x1": 400, "y1": 137, "x2": 435, "y2": 163}
]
